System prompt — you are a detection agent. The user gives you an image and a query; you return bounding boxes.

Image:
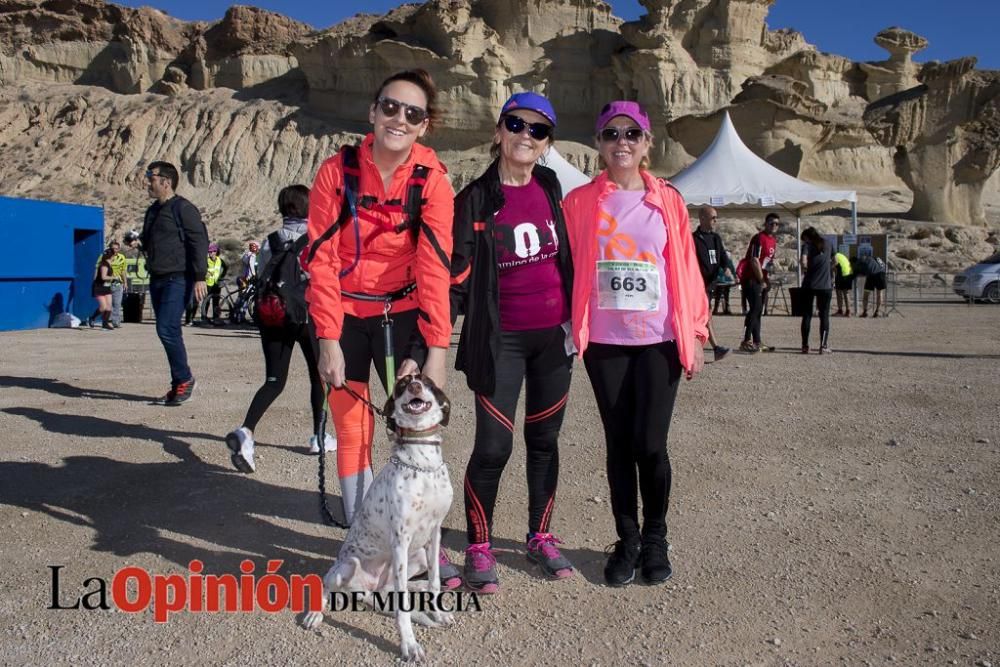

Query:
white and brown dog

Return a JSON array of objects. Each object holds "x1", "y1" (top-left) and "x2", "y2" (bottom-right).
[{"x1": 302, "y1": 374, "x2": 454, "y2": 662}]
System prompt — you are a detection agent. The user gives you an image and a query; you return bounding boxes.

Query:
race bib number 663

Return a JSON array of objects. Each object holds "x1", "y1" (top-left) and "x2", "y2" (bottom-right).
[{"x1": 596, "y1": 260, "x2": 661, "y2": 311}]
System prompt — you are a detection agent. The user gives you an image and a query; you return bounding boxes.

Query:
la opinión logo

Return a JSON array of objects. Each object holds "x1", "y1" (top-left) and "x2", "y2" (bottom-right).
[{"x1": 48, "y1": 560, "x2": 481, "y2": 622}]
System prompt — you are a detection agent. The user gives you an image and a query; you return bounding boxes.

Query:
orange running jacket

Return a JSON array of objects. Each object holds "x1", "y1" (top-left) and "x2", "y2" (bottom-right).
[
  {"x1": 306, "y1": 134, "x2": 455, "y2": 348},
  {"x1": 562, "y1": 170, "x2": 710, "y2": 372}
]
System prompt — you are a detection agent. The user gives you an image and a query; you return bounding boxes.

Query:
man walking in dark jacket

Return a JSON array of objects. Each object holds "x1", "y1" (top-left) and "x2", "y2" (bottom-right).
[
  {"x1": 692, "y1": 206, "x2": 731, "y2": 361},
  {"x1": 139, "y1": 161, "x2": 208, "y2": 405}
]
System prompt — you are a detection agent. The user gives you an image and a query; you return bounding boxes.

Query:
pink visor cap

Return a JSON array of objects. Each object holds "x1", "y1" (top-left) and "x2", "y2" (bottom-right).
[{"x1": 595, "y1": 101, "x2": 651, "y2": 133}]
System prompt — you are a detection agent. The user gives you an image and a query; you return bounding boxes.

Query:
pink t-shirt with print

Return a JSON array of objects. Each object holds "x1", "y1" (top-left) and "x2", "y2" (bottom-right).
[{"x1": 588, "y1": 188, "x2": 676, "y2": 345}]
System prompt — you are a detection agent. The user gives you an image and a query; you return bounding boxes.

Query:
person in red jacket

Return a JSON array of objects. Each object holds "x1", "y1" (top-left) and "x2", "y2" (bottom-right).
[
  {"x1": 305, "y1": 69, "x2": 459, "y2": 587},
  {"x1": 563, "y1": 101, "x2": 709, "y2": 588}
]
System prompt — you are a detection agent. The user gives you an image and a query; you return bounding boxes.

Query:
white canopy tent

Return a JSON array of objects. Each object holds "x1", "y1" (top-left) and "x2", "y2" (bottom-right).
[
  {"x1": 670, "y1": 111, "x2": 858, "y2": 284},
  {"x1": 544, "y1": 146, "x2": 591, "y2": 194}
]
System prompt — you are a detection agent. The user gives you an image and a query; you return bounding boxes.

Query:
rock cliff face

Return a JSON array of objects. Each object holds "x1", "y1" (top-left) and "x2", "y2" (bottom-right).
[
  {"x1": 0, "y1": 1, "x2": 310, "y2": 94},
  {"x1": 0, "y1": 0, "x2": 996, "y2": 229},
  {"x1": 293, "y1": 0, "x2": 625, "y2": 146},
  {"x1": 865, "y1": 58, "x2": 1000, "y2": 226},
  {"x1": 0, "y1": 82, "x2": 355, "y2": 240}
]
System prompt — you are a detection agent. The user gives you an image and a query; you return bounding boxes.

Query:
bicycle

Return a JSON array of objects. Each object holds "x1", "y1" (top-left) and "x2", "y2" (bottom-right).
[{"x1": 215, "y1": 280, "x2": 257, "y2": 325}]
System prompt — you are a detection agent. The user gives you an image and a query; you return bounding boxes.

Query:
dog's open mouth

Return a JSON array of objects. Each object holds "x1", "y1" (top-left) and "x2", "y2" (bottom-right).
[{"x1": 401, "y1": 397, "x2": 431, "y2": 415}]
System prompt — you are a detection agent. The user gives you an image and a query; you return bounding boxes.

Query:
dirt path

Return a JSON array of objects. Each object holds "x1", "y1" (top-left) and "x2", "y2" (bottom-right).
[{"x1": 1, "y1": 304, "x2": 998, "y2": 666}]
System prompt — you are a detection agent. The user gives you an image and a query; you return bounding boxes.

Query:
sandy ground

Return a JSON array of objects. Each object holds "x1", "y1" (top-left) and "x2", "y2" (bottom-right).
[{"x1": 1, "y1": 304, "x2": 998, "y2": 666}]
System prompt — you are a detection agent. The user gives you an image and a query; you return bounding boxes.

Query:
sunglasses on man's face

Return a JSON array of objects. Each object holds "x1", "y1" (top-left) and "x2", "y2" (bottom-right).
[
  {"x1": 145, "y1": 171, "x2": 167, "y2": 181},
  {"x1": 376, "y1": 97, "x2": 428, "y2": 126},
  {"x1": 599, "y1": 126, "x2": 645, "y2": 144},
  {"x1": 501, "y1": 115, "x2": 553, "y2": 141}
]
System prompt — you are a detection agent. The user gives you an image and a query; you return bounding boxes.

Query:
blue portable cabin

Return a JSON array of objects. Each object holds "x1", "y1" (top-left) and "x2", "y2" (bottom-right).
[{"x1": 0, "y1": 196, "x2": 104, "y2": 331}]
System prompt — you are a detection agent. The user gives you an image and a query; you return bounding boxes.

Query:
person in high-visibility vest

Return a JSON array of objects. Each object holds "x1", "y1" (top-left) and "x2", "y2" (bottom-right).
[
  {"x1": 186, "y1": 243, "x2": 228, "y2": 325},
  {"x1": 833, "y1": 250, "x2": 854, "y2": 316},
  {"x1": 88, "y1": 240, "x2": 128, "y2": 328}
]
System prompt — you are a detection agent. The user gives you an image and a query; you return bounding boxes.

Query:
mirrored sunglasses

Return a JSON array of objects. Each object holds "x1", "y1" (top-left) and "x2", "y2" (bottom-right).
[
  {"x1": 376, "y1": 96, "x2": 428, "y2": 126},
  {"x1": 502, "y1": 115, "x2": 553, "y2": 141},
  {"x1": 599, "y1": 126, "x2": 645, "y2": 144}
]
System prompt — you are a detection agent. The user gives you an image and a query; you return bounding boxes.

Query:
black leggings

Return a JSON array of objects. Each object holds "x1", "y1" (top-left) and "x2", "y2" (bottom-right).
[
  {"x1": 742, "y1": 281, "x2": 764, "y2": 345},
  {"x1": 243, "y1": 323, "x2": 325, "y2": 434},
  {"x1": 800, "y1": 288, "x2": 832, "y2": 348},
  {"x1": 583, "y1": 341, "x2": 682, "y2": 542},
  {"x1": 464, "y1": 326, "x2": 572, "y2": 544},
  {"x1": 339, "y1": 309, "x2": 420, "y2": 389}
]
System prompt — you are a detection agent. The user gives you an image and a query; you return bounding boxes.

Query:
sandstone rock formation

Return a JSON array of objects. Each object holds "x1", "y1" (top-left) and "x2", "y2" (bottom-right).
[
  {"x1": 860, "y1": 27, "x2": 928, "y2": 102},
  {"x1": 293, "y1": 0, "x2": 625, "y2": 146},
  {"x1": 864, "y1": 57, "x2": 1000, "y2": 226},
  {"x1": 0, "y1": 0, "x2": 997, "y2": 233},
  {"x1": 0, "y1": 1, "x2": 309, "y2": 95},
  {"x1": 0, "y1": 82, "x2": 356, "y2": 241}
]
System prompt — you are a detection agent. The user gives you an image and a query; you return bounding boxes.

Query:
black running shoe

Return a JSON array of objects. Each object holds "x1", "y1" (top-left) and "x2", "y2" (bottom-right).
[
  {"x1": 604, "y1": 539, "x2": 641, "y2": 587},
  {"x1": 640, "y1": 537, "x2": 673, "y2": 585},
  {"x1": 163, "y1": 378, "x2": 196, "y2": 406}
]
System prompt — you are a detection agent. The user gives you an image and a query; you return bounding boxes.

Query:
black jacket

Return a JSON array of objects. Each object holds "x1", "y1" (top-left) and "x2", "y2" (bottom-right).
[
  {"x1": 140, "y1": 195, "x2": 209, "y2": 280},
  {"x1": 450, "y1": 161, "x2": 574, "y2": 395},
  {"x1": 692, "y1": 228, "x2": 728, "y2": 286}
]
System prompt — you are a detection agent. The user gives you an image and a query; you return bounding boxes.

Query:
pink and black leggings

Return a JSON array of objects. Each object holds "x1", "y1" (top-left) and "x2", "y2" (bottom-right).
[{"x1": 464, "y1": 325, "x2": 572, "y2": 544}]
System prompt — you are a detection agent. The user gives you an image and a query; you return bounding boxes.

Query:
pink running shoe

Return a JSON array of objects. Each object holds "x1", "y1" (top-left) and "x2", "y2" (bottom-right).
[
  {"x1": 526, "y1": 533, "x2": 575, "y2": 579},
  {"x1": 439, "y1": 548, "x2": 462, "y2": 590},
  {"x1": 463, "y1": 542, "x2": 499, "y2": 594}
]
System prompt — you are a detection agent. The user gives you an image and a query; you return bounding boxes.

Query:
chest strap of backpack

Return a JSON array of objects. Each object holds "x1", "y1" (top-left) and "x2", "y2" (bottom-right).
[{"x1": 306, "y1": 146, "x2": 430, "y2": 272}]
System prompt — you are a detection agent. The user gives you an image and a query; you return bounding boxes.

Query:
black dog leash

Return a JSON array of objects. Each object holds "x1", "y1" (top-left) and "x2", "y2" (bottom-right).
[{"x1": 338, "y1": 381, "x2": 389, "y2": 419}]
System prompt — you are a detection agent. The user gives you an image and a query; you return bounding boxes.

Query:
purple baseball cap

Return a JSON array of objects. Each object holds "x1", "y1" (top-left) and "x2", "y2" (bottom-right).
[
  {"x1": 499, "y1": 92, "x2": 557, "y2": 127},
  {"x1": 595, "y1": 100, "x2": 651, "y2": 133}
]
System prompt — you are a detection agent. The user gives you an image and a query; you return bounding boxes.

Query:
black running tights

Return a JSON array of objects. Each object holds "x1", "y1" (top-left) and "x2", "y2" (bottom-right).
[
  {"x1": 243, "y1": 323, "x2": 325, "y2": 434},
  {"x1": 464, "y1": 326, "x2": 572, "y2": 544},
  {"x1": 800, "y1": 288, "x2": 832, "y2": 348},
  {"x1": 583, "y1": 341, "x2": 682, "y2": 542}
]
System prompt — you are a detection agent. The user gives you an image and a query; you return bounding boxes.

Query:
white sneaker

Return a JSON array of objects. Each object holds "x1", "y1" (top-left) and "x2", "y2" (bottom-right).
[
  {"x1": 225, "y1": 427, "x2": 255, "y2": 473},
  {"x1": 309, "y1": 433, "x2": 337, "y2": 454}
]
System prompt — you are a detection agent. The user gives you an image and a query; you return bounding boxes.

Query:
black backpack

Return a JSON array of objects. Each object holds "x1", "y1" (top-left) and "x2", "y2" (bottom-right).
[{"x1": 255, "y1": 232, "x2": 310, "y2": 328}]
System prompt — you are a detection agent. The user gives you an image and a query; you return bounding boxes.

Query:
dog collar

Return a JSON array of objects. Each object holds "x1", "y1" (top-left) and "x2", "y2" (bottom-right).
[
  {"x1": 388, "y1": 455, "x2": 444, "y2": 473},
  {"x1": 396, "y1": 426, "x2": 442, "y2": 442}
]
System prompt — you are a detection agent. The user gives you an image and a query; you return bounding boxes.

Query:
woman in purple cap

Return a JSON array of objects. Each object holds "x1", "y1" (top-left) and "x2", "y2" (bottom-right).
[
  {"x1": 450, "y1": 91, "x2": 576, "y2": 592},
  {"x1": 563, "y1": 101, "x2": 709, "y2": 587}
]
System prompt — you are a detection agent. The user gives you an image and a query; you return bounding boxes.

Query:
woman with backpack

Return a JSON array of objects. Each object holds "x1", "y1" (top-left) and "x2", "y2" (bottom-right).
[
  {"x1": 225, "y1": 185, "x2": 335, "y2": 474},
  {"x1": 305, "y1": 69, "x2": 459, "y2": 585}
]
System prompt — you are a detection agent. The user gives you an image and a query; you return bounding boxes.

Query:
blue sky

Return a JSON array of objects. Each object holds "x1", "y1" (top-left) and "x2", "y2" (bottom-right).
[{"x1": 118, "y1": 0, "x2": 998, "y2": 69}]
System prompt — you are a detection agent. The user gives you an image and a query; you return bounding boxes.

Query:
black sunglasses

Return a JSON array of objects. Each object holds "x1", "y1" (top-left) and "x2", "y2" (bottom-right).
[
  {"x1": 599, "y1": 126, "x2": 645, "y2": 144},
  {"x1": 376, "y1": 96, "x2": 428, "y2": 126},
  {"x1": 501, "y1": 115, "x2": 553, "y2": 141}
]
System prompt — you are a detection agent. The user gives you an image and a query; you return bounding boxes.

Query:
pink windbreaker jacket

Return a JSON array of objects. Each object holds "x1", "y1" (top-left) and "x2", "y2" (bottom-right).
[{"x1": 562, "y1": 170, "x2": 710, "y2": 371}]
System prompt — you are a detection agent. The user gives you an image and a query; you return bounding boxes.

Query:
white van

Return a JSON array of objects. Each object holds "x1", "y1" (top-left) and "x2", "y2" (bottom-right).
[{"x1": 952, "y1": 253, "x2": 1000, "y2": 303}]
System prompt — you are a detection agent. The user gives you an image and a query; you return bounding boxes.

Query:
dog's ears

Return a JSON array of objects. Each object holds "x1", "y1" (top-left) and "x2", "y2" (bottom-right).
[{"x1": 429, "y1": 383, "x2": 450, "y2": 427}]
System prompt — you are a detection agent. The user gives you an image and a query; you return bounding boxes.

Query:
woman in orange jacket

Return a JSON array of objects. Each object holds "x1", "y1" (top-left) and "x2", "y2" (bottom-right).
[
  {"x1": 305, "y1": 69, "x2": 459, "y2": 585},
  {"x1": 562, "y1": 101, "x2": 709, "y2": 588}
]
